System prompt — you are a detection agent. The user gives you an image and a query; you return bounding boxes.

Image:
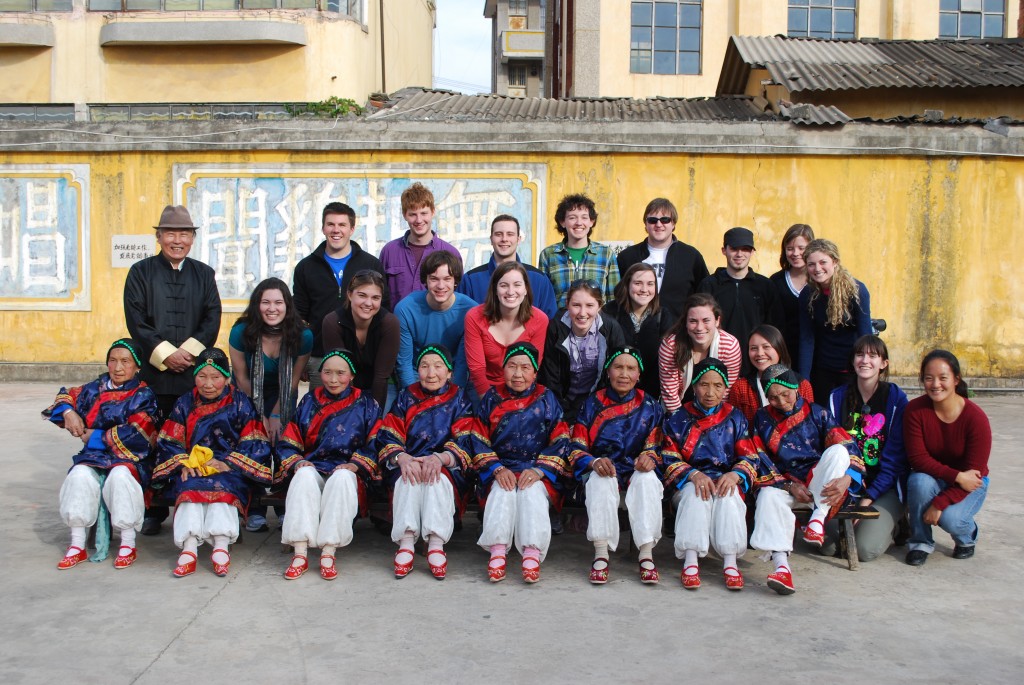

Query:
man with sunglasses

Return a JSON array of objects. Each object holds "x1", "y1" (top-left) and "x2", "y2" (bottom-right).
[
  {"x1": 293, "y1": 202, "x2": 389, "y2": 388},
  {"x1": 616, "y1": 198, "x2": 709, "y2": 324}
]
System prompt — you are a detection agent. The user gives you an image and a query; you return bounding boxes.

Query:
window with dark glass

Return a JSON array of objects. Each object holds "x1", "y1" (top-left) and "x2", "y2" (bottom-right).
[
  {"x1": 508, "y1": 64, "x2": 527, "y2": 87},
  {"x1": 0, "y1": 0, "x2": 73, "y2": 11},
  {"x1": 630, "y1": 1, "x2": 702, "y2": 75},
  {"x1": 508, "y1": 0, "x2": 527, "y2": 15},
  {"x1": 788, "y1": 0, "x2": 856, "y2": 40},
  {"x1": 939, "y1": 0, "x2": 1005, "y2": 39}
]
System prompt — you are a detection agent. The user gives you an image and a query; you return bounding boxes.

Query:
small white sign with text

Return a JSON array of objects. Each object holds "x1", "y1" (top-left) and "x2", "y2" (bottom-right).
[{"x1": 111, "y1": 235, "x2": 155, "y2": 267}]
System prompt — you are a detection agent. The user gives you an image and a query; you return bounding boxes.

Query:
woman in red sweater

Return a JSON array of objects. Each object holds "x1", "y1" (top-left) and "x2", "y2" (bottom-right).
[
  {"x1": 903, "y1": 350, "x2": 991, "y2": 566},
  {"x1": 464, "y1": 261, "x2": 549, "y2": 398},
  {"x1": 729, "y1": 324, "x2": 814, "y2": 422}
]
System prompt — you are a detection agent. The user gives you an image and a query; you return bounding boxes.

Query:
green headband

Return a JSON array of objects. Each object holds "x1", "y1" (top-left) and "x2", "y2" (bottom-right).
[
  {"x1": 692, "y1": 364, "x2": 729, "y2": 388},
  {"x1": 604, "y1": 347, "x2": 645, "y2": 373},
  {"x1": 193, "y1": 359, "x2": 230, "y2": 378},
  {"x1": 763, "y1": 377, "x2": 799, "y2": 392},
  {"x1": 109, "y1": 340, "x2": 142, "y2": 367},
  {"x1": 416, "y1": 345, "x2": 453, "y2": 371},
  {"x1": 319, "y1": 350, "x2": 357, "y2": 374},
  {"x1": 503, "y1": 344, "x2": 539, "y2": 371}
]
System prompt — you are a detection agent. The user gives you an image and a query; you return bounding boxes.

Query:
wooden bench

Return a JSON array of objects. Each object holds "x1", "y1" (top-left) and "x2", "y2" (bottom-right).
[{"x1": 795, "y1": 505, "x2": 879, "y2": 571}]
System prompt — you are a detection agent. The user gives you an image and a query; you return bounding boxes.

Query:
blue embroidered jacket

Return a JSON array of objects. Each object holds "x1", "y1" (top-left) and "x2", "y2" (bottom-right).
[
  {"x1": 568, "y1": 388, "x2": 664, "y2": 489},
  {"x1": 359, "y1": 382, "x2": 475, "y2": 493},
  {"x1": 468, "y1": 383, "x2": 570, "y2": 490},
  {"x1": 752, "y1": 398, "x2": 864, "y2": 488},
  {"x1": 275, "y1": 386, "x2": 381, "y2": 482},
  {"x1": 43, "y1": 374, "x2": 160, "y2": 486},
  {"x1": 153, "y1": 386, "x2": 273, "y2": 512},
  {"x1": 661, "y1": 401, "x2": 770, "y2": 493}
]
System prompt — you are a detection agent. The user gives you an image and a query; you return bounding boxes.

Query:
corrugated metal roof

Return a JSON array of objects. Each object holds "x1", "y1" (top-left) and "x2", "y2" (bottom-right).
[
  {"x1": 718, "y1": 35, "x2": 1024, "y2": 94},
  {"x1": 779, "y1": 103, "x2": 852, "y2": 126},
  {"x1": 369, "y1": 88, "x2": 775, "y2": 123}
]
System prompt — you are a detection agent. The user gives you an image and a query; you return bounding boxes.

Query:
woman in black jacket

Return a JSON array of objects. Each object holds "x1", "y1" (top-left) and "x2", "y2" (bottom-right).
[
  {"x1": 601, "y1": 263, "x2": 672, "y2": 399},
  {"x1": 539, "y1": 280, "x2": 625, "y2": 423}
]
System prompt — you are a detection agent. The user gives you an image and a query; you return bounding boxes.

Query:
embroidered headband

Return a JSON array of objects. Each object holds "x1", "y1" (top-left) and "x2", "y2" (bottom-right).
[
  {"x1": 193, "y1": 359, "x2": 230, "y2": 378},
  {"x1": 193, "y1": 348, "x2": 231, "y2": 378},
  {"x1": 691, "y1": 357, "x2": 729, "y2": 388},
  {"x1": 760, "y1": 363, "x2": 800, "y2": 393},
  {"x1": 503, "y1": 342, "x2": 540, "y2": 371},
  {"x1": 319, "y1": 349, "x2": 357, "y2": 375},
  {"x1": 416, "y1": 344, "x2": 453, "y2": 371},
  {"x1": 107, "y1": 338, "x2": 142, "y2": 368},
  {"x1": 604, "y1": 346, "x2": 644, "y2": 373}
]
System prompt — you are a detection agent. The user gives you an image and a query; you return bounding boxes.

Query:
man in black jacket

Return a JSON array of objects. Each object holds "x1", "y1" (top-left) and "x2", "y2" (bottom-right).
[
  {"x1": 124, "y1": 204, "x2": 222, "y2": 534},
  {"x1": 616, "y1": 198, "x2": 709, "y2": 325},
  {"x1": 697, "y1": 227, "x2": 783, "y2": 373},
  {"x1": 293, "y1": 202, "x2": 388, "y2": 388}
]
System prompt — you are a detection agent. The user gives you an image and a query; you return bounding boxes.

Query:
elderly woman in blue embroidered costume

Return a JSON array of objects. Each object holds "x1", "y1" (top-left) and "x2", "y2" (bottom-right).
[
  {"x1": 44, "y1": 338, "x2": 160, "y2": 570},
  {"x1": 153, "y1": 348, "x2": 273, "y2": 578},
  {"x1": 358, "y1": 344, "x2": 475, "y2": 580},
  {"x1": 662, "y1": 357, "x2": 767, "y2": 591},
  {"x1": 748, "y1": 364, "x2": 863, "y2": 594},
  {"x1": 469, "y1": 342, "x2": 570, "y2": 583},
  {"x1": 567, "y1": 346, "x2": 665, "y2": 585},
  {"x1": 276, "y1": 349, "x2": 381, "y2": 581}
]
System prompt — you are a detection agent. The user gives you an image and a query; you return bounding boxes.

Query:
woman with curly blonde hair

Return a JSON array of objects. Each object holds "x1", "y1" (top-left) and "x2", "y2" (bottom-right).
[{"x1": 797, "y1": 239, "x2": 872, "y2": 401}]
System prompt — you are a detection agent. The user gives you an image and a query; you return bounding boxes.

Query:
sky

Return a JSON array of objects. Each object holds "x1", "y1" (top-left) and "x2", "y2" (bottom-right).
[{"x1": 433, "y1": 0, "x2": 493, "y2": 94}]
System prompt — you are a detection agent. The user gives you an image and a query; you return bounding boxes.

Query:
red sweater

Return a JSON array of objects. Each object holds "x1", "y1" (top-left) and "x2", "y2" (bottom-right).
[
  {"x1": 903, "y1": 396, "x2": 991, "y2": 510},
  {"x1": 464, "y1": 305, "x2": 548, "y2": 397}
]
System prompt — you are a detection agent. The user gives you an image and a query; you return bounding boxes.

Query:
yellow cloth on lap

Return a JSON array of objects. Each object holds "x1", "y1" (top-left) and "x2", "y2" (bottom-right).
[{"x1": 183, "y1": 445, "x2": 218, "y2": 476}]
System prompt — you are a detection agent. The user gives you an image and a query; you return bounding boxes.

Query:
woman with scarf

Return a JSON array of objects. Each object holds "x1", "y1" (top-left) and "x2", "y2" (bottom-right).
[
  {"x1": 358, "y1": 344, "x2": 475, "y2": 580},
  {"x1": 153, "y1": 349, "x2": 273, "y2": 578},
  {"x1": 276, "y1": 350, "x2": 382, "y2": 581},
  {"x1": 45, "y1": 338, "x2": 160, "y2": 570},
  {"x1": 567, "y1": 346, "x2": 665, "y2": 585},
  {"x1": 470, "y1": 342, "x2": 570, "y2": 583}
]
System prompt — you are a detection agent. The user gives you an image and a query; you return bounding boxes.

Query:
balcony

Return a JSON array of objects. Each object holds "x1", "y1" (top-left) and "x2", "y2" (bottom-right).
[{"x1": 499, "y1": 29, "x2": 542, "y2": 62}]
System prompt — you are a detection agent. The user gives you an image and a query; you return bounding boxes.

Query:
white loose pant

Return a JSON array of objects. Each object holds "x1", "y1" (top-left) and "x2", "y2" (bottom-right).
[
  {"x1": 281, "y1": 467, "x2": 359, "y2": 549},
  {"x1": 59, "y1": 464, "x2": 145, "y2": 532},
  {"x1": 391, "y1": 476, "x2": 456, "y2": 544},
  {"x1": 585, "y1": 470, "x2": 663, "y2": 552},
  {"x1": 750, "y1": 444, "x2": 852, "y2": 553},
  {"x1": 477, "y1": 481, "x2": 552, "y2": 561},
  {"x1": 173, "y1": 502, "x2": 239, "y2": 548},
  {"x1": 672, "y1": 482, "x2": 748, "y2": 559}
]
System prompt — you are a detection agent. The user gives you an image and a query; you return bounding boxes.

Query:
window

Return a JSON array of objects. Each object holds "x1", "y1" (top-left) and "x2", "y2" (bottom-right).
[
  {"x1": 508, "y1": 64, "x2": 527, "y2": 88},
  {"x1": 788, "y1": 0, "x2": 856, "y2": 40},
  {"x1": 939, "y1": 0, "x2": 1005, "y2": 39},
  {"x1": 508, "y1": 0, "x2": 526, "y2": 15},
  {"x1": 86, "y1": 0, "x2": 354, "y2": 13},
  {"x1": 0, "y1": 0, "x2": 72, "y2": 10},
  {"x1": 630, "y1": 1, "x2": 702, "y2": 75}
]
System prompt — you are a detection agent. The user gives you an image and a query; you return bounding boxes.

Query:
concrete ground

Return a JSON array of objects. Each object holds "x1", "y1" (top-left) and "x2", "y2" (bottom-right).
[{"x1": 2, "y1": 382, "x2": 1022, "y2": 684}]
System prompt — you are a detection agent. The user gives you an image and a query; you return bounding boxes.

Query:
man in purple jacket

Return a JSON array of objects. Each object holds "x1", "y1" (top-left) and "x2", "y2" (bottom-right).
[{"x1": 379, "y1": 182, "x2": 462, "y2": 307}]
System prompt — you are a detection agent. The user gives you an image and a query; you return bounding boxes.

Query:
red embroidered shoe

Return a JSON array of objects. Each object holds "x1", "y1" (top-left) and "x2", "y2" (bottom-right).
[
  {"x1": 211, "y1": 549, "x2": 230, "y2": 577},
  {"x1": 284, "y1": 554, "x2": 308, "y2": 580},
  {"x1": 802, "y1": 522, "x2": 825, "y2": 548},
  {"x1": 767, "y1": 569, "x2": 796, "y2": 595},
  {"x1": 522, "y1": 561, "x2": 540, "y2": 584},
  {"x1": 428, "y1": 549, "x2": 448, "y2": 580},
  {"x1": 488, "y1": 555, "x2": 507, "y2": 583},
  {"x1": 319, "y1": 555, "x2": 338, "y2": 581},
  {"x1": 589, "y1": 557, "x2": 609, "y2": 584},
  {"x1": 639, "y1": 559, "x2": 659, "y2": 584},
  {"x1": 394, "y1": 548, "x2": 414, "y2": 578},
  {"x1": 113, "y1": 546, "x2": 137, "y2": 570},
  {"x1": 681, "y1": 565, "x2": 701, "y2": 590},
  {"x1": 723, "y1": 567, "x2": 744, "y2": 591},
  {"x1": 172, "y1": 551, "x2": 197, "y2": 578},
  {"x1": 57, "y1": 546, "x2": 88, "y2": 570}
]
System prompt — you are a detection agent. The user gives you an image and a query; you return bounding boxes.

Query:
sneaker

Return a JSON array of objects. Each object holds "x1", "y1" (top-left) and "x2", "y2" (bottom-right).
[
  {"x1": 952, "y1": 545, "x2": 975, "y2": 560},
  {"x1": 245, "y1": 514, "x2": 269, "y2": 533},
  {"x1": 905, "y1": 550, "x2": 929, "y2": 566}
]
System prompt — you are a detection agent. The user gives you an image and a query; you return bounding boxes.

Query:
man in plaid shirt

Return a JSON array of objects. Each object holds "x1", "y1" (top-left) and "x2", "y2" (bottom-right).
[{"x1": 537, "y1": 193, "x2": 619, "y2": 309}]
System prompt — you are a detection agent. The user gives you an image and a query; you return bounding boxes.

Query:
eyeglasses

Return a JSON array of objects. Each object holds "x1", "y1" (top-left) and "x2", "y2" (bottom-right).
[
  {"x1": 645, "y1": 217, "x2": 673, "y2": 225},
  {"x1": 570, "y1": 279, "x2": 599, "y2": 289}
]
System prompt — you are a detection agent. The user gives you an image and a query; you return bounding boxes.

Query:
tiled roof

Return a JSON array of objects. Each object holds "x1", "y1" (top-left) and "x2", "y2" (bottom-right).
[
  {"x1": 369, "y1": 88, "x2": 775, "y2": 122},
  {"x1": 718, "y1": 35, "x2": 1024, "y2": 94}
]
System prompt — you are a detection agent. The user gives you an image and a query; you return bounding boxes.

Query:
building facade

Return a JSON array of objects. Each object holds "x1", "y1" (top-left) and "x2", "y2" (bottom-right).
[
  {"x1": 484, "y1": 0, "x2": 546, "y2": 96},
  {"x1": 0, "y1": 0, "x2": 434, "y2": 116},
  {"x1": 547, "y1": 0, "x2": 1022, "y2": 98}
]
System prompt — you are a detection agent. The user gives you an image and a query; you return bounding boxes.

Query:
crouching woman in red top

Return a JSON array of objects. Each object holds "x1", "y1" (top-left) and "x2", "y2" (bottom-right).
[
  {"x1": 903, "y1": 349, "x2": 991, "y2": 566},
  {"x1": 153, "y1": 349, "x2": 273, "y2": 578}
]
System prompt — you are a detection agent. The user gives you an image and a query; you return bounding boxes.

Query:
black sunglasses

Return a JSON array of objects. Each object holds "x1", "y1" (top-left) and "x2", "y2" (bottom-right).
[{"x1": 645, "y1": 216, "x2": 673, "y2": 225}]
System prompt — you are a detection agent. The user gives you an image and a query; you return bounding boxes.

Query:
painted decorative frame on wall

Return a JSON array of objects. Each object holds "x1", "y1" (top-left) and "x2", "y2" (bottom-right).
[
  {"x1": 0, "y1": 164, "x2": 90, "y2": 311},
  {"x1": 174, "y1": 163, "x2": 548, "y2": 309}
]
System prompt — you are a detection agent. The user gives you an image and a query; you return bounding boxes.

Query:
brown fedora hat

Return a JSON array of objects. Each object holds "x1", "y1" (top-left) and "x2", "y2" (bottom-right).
[{"x1": 153, "y1": 205, "x2": 198, "y2": 230}]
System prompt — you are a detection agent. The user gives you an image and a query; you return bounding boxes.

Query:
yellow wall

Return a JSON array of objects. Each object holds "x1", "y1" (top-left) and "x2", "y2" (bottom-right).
[
  {"x1": 1, "y1": 147, "x2": 1022, "y2": 378},
  {"x1": 0, "y1": 6, "x2": 433, "y2": 105}
]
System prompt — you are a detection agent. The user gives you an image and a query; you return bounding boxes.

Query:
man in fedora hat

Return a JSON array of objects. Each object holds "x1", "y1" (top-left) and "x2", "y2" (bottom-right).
[{"x1": 124, "y1": 204, "x2": 222, "y2": 534}]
